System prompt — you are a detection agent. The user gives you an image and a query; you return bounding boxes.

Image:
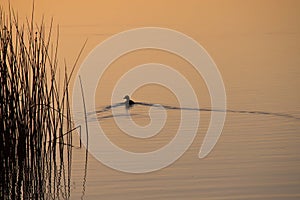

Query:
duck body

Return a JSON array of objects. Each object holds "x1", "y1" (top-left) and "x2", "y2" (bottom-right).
[{"x1": 123, "y1": 95, "x2": 135, "y2": 109}]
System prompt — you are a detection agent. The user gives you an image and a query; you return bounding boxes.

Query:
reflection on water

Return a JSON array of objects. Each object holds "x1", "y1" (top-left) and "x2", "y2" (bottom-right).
[{"x1": 0, "y1": 135, "x2": 88, "y2": 200}]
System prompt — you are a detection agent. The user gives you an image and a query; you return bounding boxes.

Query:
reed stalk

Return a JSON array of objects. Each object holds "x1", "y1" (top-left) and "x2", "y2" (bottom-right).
[{"x1": 0, "y1": 7, "x2": 74, "y2": 199}]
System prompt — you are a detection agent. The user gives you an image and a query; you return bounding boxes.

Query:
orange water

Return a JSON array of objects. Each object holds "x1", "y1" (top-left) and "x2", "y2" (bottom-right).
[{"x1": 3, "y1": 1, "x2": 300, "y2": 199}]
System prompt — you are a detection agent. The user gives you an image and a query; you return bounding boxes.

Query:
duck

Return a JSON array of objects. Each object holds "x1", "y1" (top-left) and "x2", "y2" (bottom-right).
[{"x1": 123, "y1": 95, "x2": 135, "y2": 108}]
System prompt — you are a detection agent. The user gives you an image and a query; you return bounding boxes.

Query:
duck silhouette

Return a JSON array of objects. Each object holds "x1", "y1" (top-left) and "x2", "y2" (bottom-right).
[{"x1": 123, "y1": 95, "x2": 135, "y2": 109}]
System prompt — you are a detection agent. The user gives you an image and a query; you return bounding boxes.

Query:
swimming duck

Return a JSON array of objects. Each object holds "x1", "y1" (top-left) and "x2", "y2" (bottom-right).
[{"x1": 123, "y1": 95, "x2": 135, "y2": 108}]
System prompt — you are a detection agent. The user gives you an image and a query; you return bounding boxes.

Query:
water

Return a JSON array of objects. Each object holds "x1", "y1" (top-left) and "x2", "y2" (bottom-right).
[
  {"x1": 69, "y1": 65, "x2": 300, "y2": 199},
  {"x1": 68, "y1": 27, "x2": 300, "y2": 200},
  {"x1": 2, "y1": 1, "x2": 300, "y2": 199},
  {"x1": 71, "y1": 115, "x2": 299, "y2": 199}
]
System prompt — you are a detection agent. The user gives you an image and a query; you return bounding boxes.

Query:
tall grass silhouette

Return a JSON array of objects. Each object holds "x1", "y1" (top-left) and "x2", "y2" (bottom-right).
[{"x1": 0, "y1": 7, "x2": 77, "y2": 199}]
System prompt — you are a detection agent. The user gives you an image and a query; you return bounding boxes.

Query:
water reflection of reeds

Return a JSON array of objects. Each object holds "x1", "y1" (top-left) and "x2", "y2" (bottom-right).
[{"x1": 0, "y1": 8, "x2": 75, "y2": 199}]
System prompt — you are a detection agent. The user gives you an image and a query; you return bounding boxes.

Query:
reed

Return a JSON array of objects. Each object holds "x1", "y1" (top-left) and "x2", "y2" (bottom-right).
[{"x1": 0, "y1": 7, "x2": 74, "y2": 199}]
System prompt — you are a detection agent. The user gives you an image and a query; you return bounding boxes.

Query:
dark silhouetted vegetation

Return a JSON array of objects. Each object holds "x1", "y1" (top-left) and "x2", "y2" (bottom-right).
[{"x1": 0, "y1": 7, "x2": 75, "y2": 199}]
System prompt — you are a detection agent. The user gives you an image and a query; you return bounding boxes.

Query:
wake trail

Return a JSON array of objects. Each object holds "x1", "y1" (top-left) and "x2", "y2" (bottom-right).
[{"x1": 92, "y1": 101, "x2": 300, "y2": 121}]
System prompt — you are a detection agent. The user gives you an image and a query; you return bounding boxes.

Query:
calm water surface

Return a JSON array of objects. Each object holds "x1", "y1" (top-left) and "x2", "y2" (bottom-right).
[
  {"x1": 70, "y1": 45, "x2": 300, "y2": 199},
  {"x1": 1, "y1": 1, "x2": 299, "y2": 199}
]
